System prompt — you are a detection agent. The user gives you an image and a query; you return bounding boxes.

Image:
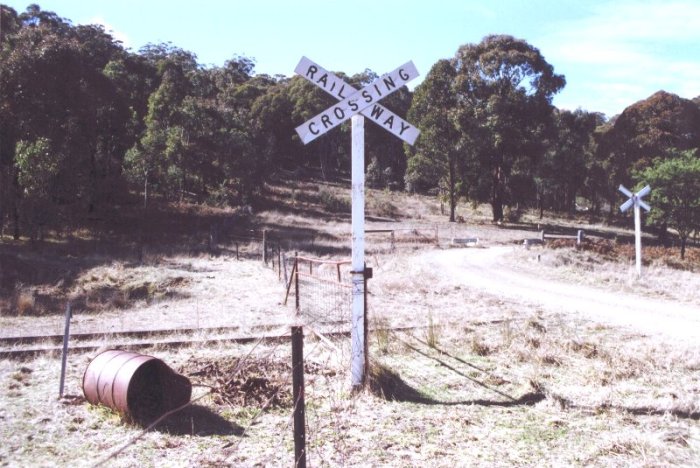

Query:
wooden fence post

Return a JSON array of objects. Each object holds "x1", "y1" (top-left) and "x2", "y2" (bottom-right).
[
  {"x1": 284, "y1": 255, "x2": 298, "y2": 306},
  {"x1": 291, "y1": 326, "x2": 306, "y2": 468},
  {"x1": 262, "y1": 230, "x2": 268, "y2": 264},
  {"x1": 278, "y1": 244, "x2": 282, "y2": 280},
  {"x1": 295, "y1": 253, "x2": 300, "y2": 314},
  {"x1": 282, "y1": 252, "x2": 289, "y2": 286}
]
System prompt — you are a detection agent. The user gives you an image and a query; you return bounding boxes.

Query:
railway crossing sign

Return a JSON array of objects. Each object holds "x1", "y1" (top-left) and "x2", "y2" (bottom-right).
[
  {"x1": 294, "y1": 57, "x2": 420, "y2": 388},
  {"x1": 295, "y1": 57, "x2": 420, "y2": 144},
  {"x1": 619, "y1": 184, "x2": 651, "y2": 277}
]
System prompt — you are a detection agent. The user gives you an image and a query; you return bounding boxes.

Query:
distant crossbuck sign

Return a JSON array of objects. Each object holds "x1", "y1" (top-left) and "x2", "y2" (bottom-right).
[
  {"x1": 619, "y1": 184, "x2": 651, "y2": 277},
  {"x1": 294, "y1": 57, "x2": 420, "y2": 145},
  {"x1": 619, "y1": 184, "x2": 651, "y2": 213}
]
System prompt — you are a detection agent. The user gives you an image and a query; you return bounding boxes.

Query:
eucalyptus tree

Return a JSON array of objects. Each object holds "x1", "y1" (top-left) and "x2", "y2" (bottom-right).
[
  {"x1": 406, "y1": 59, "x2": 462, "y2": 220},
  {"x1": 635, "y1": 149, "x2": 700, "y2": 259},
  {"x1": 1, "y1": 4, "x2": 131, "y2": 236},
  {"x1": 601, "y1": 91, "x2": 700, "y2": 184},
  {"x1": 365, "y1": 81, "x2": 413, "y2": 190},
  {"x1": 287, "y1": 74, "x2": 344, "y2": 177},
  {"x1": 125, "y1": 44, "x2": 198, "y2": 204},
  {"x1": 538, "y1": 109, "x2": 600, "y2": 215},
  {"x1": 0, "y1": 5, "x2": 21, "y2": 235},
  {"x1": 250, "y1": 77, "x2": 298, "y2": 175},
  {"x1": 451, "y1": 35, "x2": 565, "y2": 221},
  {"x1": 597, "y1": 91, "x2": 700, "y2": 221}
]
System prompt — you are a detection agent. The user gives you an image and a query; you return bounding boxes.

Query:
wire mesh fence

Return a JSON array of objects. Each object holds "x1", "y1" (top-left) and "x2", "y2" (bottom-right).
[
  {"x1": 1, "y1": 227, "x2": 383, "y2": 466},
  {"x1": 286, "y1": 255, "x2": 353, "y2": 332}
]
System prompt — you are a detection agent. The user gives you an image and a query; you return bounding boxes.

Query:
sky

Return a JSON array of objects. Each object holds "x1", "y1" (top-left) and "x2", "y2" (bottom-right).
[{"x1": 5, "y1": 0, "x2": 700, "y2": 118}]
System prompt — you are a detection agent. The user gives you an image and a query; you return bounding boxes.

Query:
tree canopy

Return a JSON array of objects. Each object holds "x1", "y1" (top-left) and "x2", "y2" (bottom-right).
[
  {"x1": 1, "y1": 4, "x2": 698, "y2": 247},
  {"x1": 634, "y1": 149, "x2": 700, "y2": 258}
]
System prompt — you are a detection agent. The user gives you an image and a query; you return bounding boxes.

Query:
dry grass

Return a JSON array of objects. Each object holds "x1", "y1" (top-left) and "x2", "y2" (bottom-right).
[
  {"x1": 2, "y1": 321, "x2": 698, "y2": 466},
  {"x1": 512, "y1": 241, "x2": 700, "y2": 306},
  {"x1": 15, "y1": 290, "x2": 36, "y2": 316},
  {"x1": 1, "y1": 246, "x2": 699, "y2": 466},
  {"x1": 1, "y1": 178, "x2": 699, "y2": 466}
]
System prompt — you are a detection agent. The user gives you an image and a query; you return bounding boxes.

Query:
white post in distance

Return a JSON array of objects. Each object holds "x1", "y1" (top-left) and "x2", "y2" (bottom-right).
[
  {"x1": 350, "y1": 114, "x2": 365, "y2": 388},
  {"x1": 619, "y1": 184, "x2": 651, "y2": 277}
]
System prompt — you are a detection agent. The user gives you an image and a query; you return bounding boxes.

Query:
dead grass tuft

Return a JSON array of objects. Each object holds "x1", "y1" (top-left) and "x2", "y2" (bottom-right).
[
  {"x1": 371, "y1": 315, "x2": 392, "y2": 355},
  {"x1": 568, "y1": 340, "x2": 600, "y2": 358},
  {"x1": 470, "y1": 334, "x2": 492, "y2": 356},
  {"x1": 426, "y1": 310, "x2": 440, "y2": 348},
  {"x1": 14, "y1": 289, "x2": 36, "y2": 316}
]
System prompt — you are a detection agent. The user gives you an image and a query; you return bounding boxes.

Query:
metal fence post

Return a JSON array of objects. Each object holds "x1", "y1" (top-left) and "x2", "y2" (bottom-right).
[{"x1": 59, "y1": 303, "x2": 72, "y2": 398}]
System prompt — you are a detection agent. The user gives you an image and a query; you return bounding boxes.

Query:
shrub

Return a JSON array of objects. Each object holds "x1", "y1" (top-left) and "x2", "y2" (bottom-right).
[{"x1": 319, "y1": 189, "x2": 350, "y2": 213}]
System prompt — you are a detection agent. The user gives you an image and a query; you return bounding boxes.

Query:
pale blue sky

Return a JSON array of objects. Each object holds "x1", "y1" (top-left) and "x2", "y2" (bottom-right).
[{"x1": 5, "y1": 0, "x2": 700, "y2": 118}]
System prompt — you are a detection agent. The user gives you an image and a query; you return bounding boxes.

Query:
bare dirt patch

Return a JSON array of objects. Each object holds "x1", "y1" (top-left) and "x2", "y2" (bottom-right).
[{"x1": 180, "y1": 355, "x2": 293, "y2": 408}]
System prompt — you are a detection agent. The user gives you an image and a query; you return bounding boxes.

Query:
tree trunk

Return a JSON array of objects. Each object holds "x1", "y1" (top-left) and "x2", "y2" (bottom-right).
[
  {"x1": 448, "y1": 157, "x2": 456, "y2": 222},
  {"x1": 680, "y1": 236, "x2": 687, "y2": 260},
  {"x1": 567, "y1": 188, "x2": 576, "y2": 216},
  {"x1": 491, "y1": 166, "x2": 504, "y2": 222},
  {"x1": 143, "y1": 171, "x2": 149, "y2": 208},
  {"x1": 88, "y1": 151, "x2": 96, "y2": 213},
  {"x1": 12, "y1": 173, "x2": 20, "y2": 240},
  {"x1": 12, "y1": 203, "x2": 19, "y2": 240},
  {"x1": 606, "y1": 193, "x2": 615, "y2": 224},
  {"x1": 658, "y1": 222, "x2": 669, "y2": 247}
]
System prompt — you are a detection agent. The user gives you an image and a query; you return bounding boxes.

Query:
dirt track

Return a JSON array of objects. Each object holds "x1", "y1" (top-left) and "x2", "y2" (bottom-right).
[{"x1": 426, "y1": 246, "x2": 700, "y2": 345}]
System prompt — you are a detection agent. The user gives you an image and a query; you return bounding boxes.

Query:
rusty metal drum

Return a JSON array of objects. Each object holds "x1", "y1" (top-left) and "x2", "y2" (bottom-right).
[{"x1": 82, "y1": 349, "x2": 191, "y2": 424}]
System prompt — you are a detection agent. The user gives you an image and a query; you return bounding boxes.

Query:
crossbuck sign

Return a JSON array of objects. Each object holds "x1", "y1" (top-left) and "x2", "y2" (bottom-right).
[
  {"x1": 295, "y1": 57, "x2": 420, "y2": 145},
  {"x1": 619, "y1": 184, "x2": 651, "y2": 277},
  {"x1": 295, "y1": 57, "x2": 420, "y2": 388}
]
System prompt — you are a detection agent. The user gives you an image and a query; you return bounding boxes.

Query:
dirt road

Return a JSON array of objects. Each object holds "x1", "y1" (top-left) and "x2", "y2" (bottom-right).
[{"x1": 427, "y1": 246, "x2": 700, "y2": 345}]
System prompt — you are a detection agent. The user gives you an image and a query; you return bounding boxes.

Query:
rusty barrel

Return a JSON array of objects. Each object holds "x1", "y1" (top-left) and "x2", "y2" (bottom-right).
[{"x1": 83, "y1": 349, "x2": 191, "y2": 424}]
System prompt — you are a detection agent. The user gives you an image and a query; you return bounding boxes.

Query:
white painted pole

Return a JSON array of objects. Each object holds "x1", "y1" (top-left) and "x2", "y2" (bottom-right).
[
  {"x1": 634, "y1": 201, "x2": 642, "y2": 277},
  {"x1": 350, "y1": 114, "x2": 365, "y2": 388}
]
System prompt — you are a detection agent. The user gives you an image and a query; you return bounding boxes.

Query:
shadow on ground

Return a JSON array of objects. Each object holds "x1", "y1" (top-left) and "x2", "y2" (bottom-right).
[
  {"x1": 154, "y1": 405, "x2": 245, "y2": 436},
  {"x1": 368, "y1": 363, "x2": 545, "y2": 407}
]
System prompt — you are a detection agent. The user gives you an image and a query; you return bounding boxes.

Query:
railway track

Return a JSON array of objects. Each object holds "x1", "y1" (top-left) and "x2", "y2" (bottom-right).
[
  {"x1": 0, "y1": 321, "x2": 352, "y2": 360},
  {"x1": 0, "y1": 317, "x2": 517, "y2": 360}
]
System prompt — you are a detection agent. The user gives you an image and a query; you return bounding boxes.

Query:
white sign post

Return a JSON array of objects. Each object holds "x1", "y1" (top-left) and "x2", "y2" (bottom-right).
[
  {"x1": 295, "y1": 57, "x2": 420, "y2": 388},
  {"x1": 619, "y1": 184, "x2": 651, "y2": 277}
]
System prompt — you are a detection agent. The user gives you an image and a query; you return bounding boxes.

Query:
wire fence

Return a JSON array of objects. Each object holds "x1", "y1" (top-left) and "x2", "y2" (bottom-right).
[
  {"x1": 364, "y1": 224, "x2": 440, "y2": 254},
  {"x1": 4, "y1": 227, "x2": 376, "y2": 466},
  {"x1": 291, "y1": 255, "x2": 353, "y2": 328}
]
